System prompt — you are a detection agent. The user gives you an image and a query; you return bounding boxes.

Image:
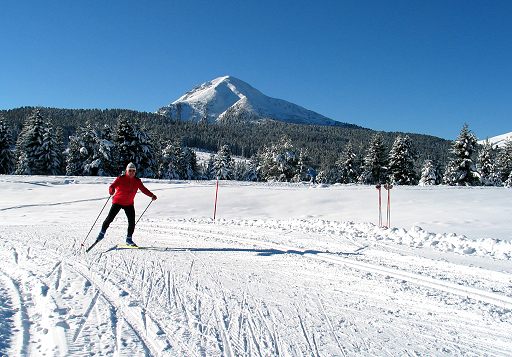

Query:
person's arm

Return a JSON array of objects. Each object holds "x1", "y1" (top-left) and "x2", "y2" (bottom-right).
[
  {"x1": 109, "y1": 177, "x2": 120, "y2": 196},
  {"x1": 138, "y1": 180, "x2": 157, "y2": 200}
]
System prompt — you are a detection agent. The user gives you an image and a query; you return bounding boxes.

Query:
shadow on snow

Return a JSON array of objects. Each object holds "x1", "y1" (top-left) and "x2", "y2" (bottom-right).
[{"x1": 105, "y1": 245, "x2": 368, "y2": 257}]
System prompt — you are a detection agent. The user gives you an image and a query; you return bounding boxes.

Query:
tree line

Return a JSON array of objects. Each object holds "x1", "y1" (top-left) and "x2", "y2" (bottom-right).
[{"x1": 0, "y1": 108, "x2": 510, "y2": 187}]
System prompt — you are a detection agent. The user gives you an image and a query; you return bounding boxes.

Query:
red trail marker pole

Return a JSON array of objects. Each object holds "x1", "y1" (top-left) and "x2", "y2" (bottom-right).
[
  {"x1": 213, "y1": 179, "x2": 219, "y2": 220},
  {"x1": 384, "y1": 184, "x2": 393, "y2": 228},
  {"x1": 376, "y1": 184, "x2": 382, "y2": 227}
]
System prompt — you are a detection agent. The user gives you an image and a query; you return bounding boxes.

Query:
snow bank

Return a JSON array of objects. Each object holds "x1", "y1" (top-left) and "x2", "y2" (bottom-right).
[{"x1": 170, "y1": 218, "x2": 512, "y2": 261}]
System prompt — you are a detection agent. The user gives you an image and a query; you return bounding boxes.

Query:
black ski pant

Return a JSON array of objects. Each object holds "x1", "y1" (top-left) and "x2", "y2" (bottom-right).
[{"x1": 101, "y1": 204, "x2": 136, "y2": 237}]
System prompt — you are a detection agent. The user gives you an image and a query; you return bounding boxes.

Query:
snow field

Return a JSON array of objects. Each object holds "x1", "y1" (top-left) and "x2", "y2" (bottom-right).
[{"x1": 0, "y1": 175, "x2": 511, "y2": 356}]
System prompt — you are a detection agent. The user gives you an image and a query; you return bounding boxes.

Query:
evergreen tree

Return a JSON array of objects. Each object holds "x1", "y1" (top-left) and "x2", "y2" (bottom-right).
[
  {"x1": 233, "y1": 161, "x2": 248, "y2": 181},
  {"x1": 65, "y1": 134, "x2": 84, "y2": 176},
  {"x1": 0, "y1": 118, "x2": 15, "y2": 174},
  {"x1": 16, "y1": 109, "x2": 48, "y2": 175},
  {"x1": 114, "y1": 117, "x2": 157, "y2": 178},
  {"x1": 505, "y1": 171, "x2": 512, "y2": 188},
  {"x1": 202, "y1": 154, "x2": 216, "y2": 180},
  {"x1": 292, "y1": 148, "x2": 311, "y2": 182},
  {"x1": 477, "y1": 140, "x2": 502, "y2": 186},
  {"x1": 244, "y1": 156, "x2": 260, "y2": 181},
  {"x1": 258, "y1": 136, "x2": 298, "y2": 182},
  {"x1": 388, "y1": 135, "x2": 418, "y2": 185},
  {"x1": 316, "y1": 169, "x2": 328, "y2": 184},
  {"x1": 419, "y1": 160, "x2": 437, "y2": 186},
  {"x1": 94, "y1": 125, "x2": 117, "y2": 176},
  {"x1": 213, "y1": 144, "x2": 234, "y2": 180},
  {"x1": 315, "y1": 165, "x2": 336, "y2": 184},
  {"x1": 66, "y1": 122, "x2": 99, "y2": 176},
  {"x1": 497, "y1": 139, "x2": 512, "y2": 184},
  {"x1": 159, "y1": 141, "x2": 184, "y2": 179},
  {"x1": 443, "y1": 124, "x2": 480, "y2": 186},
  {"x1": 55, "y1": 127, "x2": 66, "y2": 174},
  {"x1": 132, "y1": 125, "x2": 158, "y2": 178},
  {"x1": 182, "y1": 147, "x2": 199, "y2": 180},
  {"x1": 359, "y1": 133, "x2": 388, "y2": 184},
  {"x1": 66, "y1": 122, "x2": 116, "y2": 176},
  {"x1": 115, "y1": 116, "x2": 137, "y2": 172},
  {"x1": 335, "y1": 142, "x2": 359, "y2": 183},
  {"x1": 40, "y1": 119, "x2": 63, "y2": 175}
]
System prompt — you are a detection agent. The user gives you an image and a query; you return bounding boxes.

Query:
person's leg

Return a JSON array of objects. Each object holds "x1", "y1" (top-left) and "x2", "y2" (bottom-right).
[
  {"x1": 123, "y1": 205, "x2": 136, "y2": 243},
  {"x1": 98, "y1": 204, "x2": 122, "y2": 239}
]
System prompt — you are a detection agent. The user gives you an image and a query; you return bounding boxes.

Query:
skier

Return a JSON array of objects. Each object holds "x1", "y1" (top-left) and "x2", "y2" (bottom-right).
[{"x1": 96, "y1": 162, "x2": 157, "y2": 247}]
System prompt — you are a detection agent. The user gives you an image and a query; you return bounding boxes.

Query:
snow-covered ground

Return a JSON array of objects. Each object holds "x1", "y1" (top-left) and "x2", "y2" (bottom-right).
[
  {"x1": 478, "y1": 131, "x2": 512, "y2": 148},
  {"x1": 0, "y1": 175, "x2": 511, "y2": 356}
]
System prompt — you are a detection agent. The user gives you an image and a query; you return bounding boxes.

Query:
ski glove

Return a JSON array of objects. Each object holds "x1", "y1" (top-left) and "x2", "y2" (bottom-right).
[
  {"x1": 109, "y1": 188, "x2": 115, "y2": 196},
  {"x1": 152, "y1": 194, "x2": 157, "y2": 201}
]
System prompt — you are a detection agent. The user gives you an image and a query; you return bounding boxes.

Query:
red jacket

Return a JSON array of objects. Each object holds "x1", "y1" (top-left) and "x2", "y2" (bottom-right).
[{"x1": 109, "y1": 175, "x2": 154, "y2": 206}]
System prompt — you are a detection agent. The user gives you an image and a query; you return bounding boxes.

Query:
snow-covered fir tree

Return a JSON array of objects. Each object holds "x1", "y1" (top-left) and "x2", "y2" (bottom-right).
[
  {"x1": 132, "y1": 125, "x2": 158, "y2": 178},
  {"x1": 314, "y1": 166, "x2": 335, "y2": 184},
  {"x1": 233, "y1": 156, "x2": 259, "y2": 182},
  {"x1": 258, "y1": 137, "x2": 298, "y2": 182},
  {"x1": 233, "y1": 161, "x2": 248, "y2": 181},
  {"x1": 202, "y1": 154, "x2": 216, "y2": 180},
  {"x1": 388, "y1": 135, "x2": 418, "y2": 185},
  {"x1": 16, "y1": 109, "x2": 50, "y2": 175},
  {"x1": 443, "y1": 124, "x2": 480, "y2": 186},
  {"x1": 182, "y1": 147, "x2": 199, "y2": 180},
  {"x1": 477, "y1": 140, "x2": 502, "y2": 186},
  {"x1": 114, "y1": 117, "x2": 157, "y2": 178},
  {"x1": 55, "y1": 127, "x2": 66, "y2": 174},
  {"x1": 505, "y1": 171, "x2": 512, "y2": 188},
  {"x1": 359, "y1": 133, "x2": 388, "y2": 185},
  {"x1": 419, "y1": 159, "x2": 437, "y2": 186},
  {"x1": 66, "y1": 128, "x2": 89, "y2": 176},
  {"x1": 66, "y1": 122, "x2": 100, "y2": 176},
  {"x1": 292, "y1": 148, "x2": 311, "y2": 182},
  {"x1": 159, "y1": 141, "x2": 184, "y2": 179},
  {"x1": 335, "y1": 142, "x2": 359, "y2": 184},
  {"x1": 213, "y1": 144, "x2": 234, "y2": 180},
  {"x1": 39, "y1": 119, "x2": 63, "y2": 175},
  {"x1": 497, "y1": 138, "x2": 512, "y2": 184},
  {"x1": 238, "y1": 156, "x2": 259, "y2": 182},
  {"x1": 315, "y1": 169, "x2": 328, "y2": 184},
  {"x1": 90, "y1": 124, "x2": 118, "y2": 176},
  {"x1": 0, "y1": 118, "x2": 15, "y2": 174}
]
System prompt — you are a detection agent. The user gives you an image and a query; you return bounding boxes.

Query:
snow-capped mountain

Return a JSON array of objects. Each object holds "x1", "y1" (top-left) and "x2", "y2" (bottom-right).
[
  {"x1": 157, "y1": 76, "x2": 349, "y2": 126},
  {"x1": 478, "y1": 132, "x2": 512, "y2": 148}
]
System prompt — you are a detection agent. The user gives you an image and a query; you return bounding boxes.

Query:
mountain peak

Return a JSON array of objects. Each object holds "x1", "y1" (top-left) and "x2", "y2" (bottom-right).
[{"x1": 159, "y1": 76, "x2": 350, "y2": 126}]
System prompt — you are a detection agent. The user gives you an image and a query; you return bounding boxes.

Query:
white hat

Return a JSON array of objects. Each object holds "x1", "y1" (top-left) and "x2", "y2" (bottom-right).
[{"x1": 126, "y1": 162, "x2": 136, "y2": 170}]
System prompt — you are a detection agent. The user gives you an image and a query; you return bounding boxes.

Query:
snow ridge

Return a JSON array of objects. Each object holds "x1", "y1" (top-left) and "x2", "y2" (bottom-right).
[{"x1": 478, "y1": 131, "x2": 512, "y2": 148}]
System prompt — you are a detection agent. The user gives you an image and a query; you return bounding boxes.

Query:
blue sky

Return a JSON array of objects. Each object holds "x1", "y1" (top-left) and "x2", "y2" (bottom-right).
[{"x1": 1, "y1": 0, "x2": 510, "y2": 140}]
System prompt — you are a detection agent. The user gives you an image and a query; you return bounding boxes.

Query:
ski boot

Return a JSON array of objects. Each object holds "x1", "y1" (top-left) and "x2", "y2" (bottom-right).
[
  {"x1": 96, "y1": 231, "x2": 105, "y2": 241},
  {"x1": 125, "y1": 236, "x2": 138, "y2": 247}
]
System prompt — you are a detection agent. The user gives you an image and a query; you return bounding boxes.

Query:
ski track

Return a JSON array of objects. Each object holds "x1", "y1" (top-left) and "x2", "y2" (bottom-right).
[
  {"x1": 136, "y1": 221, "x2": 512, "y2": 309},
  {"x1": 0, "y1": 270, "x2": 29, "y2": 357},
  {"x1": 0, "y1": 218, "x2": 511, "y2": 356}
]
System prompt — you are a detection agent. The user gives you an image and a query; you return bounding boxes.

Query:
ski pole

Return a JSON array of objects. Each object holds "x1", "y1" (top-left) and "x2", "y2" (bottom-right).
[
  {"x1": 81, "y1": 195, "x2": 111, "y2": 248},
  {"x1": 135, "y1": 199, "x2": 154, "y2": 227}
]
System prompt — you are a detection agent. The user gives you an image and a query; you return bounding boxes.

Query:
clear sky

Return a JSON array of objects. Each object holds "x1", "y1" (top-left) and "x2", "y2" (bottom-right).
[{"x1": 1, "y1": 0, "x2": 510, "y2": 140}]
